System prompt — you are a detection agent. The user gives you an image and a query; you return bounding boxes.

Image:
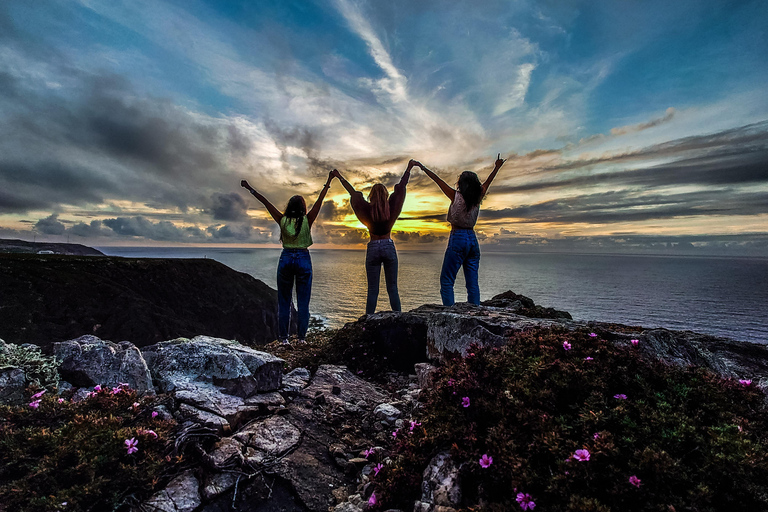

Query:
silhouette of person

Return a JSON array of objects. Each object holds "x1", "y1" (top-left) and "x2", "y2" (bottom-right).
[
  {"x1": 332, "y1": 160, "x2": 414, "y2": 314},
  {"x1": 413, "y1": 154, "x2": 506, "y2": 305},
  {"x1": 240, "y1": 171, "x2": 334, "y2": 343}
]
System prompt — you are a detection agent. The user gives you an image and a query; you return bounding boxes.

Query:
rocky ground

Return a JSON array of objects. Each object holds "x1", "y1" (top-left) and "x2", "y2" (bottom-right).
[{"x1": 2, "y1": 291, "x2": 767, "y2": 512}]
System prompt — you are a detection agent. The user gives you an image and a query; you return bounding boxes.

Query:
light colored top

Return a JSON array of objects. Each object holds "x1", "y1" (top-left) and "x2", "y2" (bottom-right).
[
  {"x1": 446, "y1": 191, "x2": 479, "y2": 229},
  {"x1": 280, "y1": 215, "x2": 313, "y2": 248}
]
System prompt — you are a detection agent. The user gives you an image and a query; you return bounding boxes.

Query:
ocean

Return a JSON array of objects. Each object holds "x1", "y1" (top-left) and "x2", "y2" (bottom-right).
[{"x1": 97, "y1": 246, "x2": 768, "y2": 344}]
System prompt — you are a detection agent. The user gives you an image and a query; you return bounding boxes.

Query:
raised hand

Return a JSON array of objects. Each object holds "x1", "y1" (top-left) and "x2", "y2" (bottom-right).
[
  {"x1": 240, "y1": 179, "x2": 252, "y2": 190},
  {"x1": 330, "y1": 169, "x2": 341, "y2": 179},
  {"x1": 494, "y1": 153, "x2": 507, "y2": 168}
]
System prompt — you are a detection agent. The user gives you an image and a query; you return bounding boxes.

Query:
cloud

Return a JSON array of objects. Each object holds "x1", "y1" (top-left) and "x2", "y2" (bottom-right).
[
  {"x1": 610, "y1": 107, "x2": 676, "y2": 136},
  {"x1": 209, "y1": 192, "x2": 249, "y2": 222},
  {"x1": 35, "y1": 214, "x2": 66, "y2": 235},
  {"x1": 392, "y1": 230, "x2": 447, "y2": 244}
]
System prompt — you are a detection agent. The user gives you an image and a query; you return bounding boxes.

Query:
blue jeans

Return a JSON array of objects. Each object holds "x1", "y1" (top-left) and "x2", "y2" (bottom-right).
[
  {"x1": 276, "y1": 249, "x2": 312, "y2": 339},
  {"x1": 440, "y1": 229, "x2": 480, "y2": 306},
  {"x1": 365, "y1": 239, "x2": 401, "y2": 314}
]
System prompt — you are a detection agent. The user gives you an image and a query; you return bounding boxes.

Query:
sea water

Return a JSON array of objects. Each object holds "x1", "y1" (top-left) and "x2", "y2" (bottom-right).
[{"x1": 98, "y1": 246, "x2": 768, "y2": 344}]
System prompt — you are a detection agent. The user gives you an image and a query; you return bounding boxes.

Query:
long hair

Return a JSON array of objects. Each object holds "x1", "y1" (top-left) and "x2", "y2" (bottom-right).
[
  {"x1": 368, "y1": 183, "x2": 390, "y2": 223},
  {"x1": 280, "y1": 195, "x2": 307, "y2": 242},
  {"x1": 457, "y1": 171, "x2": 483, "y2": 210}
]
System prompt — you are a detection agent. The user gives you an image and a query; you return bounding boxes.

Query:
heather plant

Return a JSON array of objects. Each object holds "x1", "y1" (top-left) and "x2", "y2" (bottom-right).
[
  {"x1": 0, "y1": 384, "x2": 179, "y2": 512},
  {"x1": 374, "y1": 328, "x2": 768, "y2": 511}
]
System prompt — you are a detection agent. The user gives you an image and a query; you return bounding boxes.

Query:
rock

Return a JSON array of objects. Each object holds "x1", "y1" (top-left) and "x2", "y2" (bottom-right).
[
  {"x1": 416, "y1": 452, "x2": 461, "y2": 510},
  {"x1": 201, "y1": 472, "x2": 240, "y2": 501},
  {"x1": 481, "y1": 290, "x2": 572, "y2": 319},
  {"x1": 245, "y1": 391, "x2": 285, "y2": 407},
  {"x1": 174, "y1": 384, "x2": 245, "y2": 422},
  {"x1": 208, "y1": 437, "x2": 244, "y2": 468},
  {"x1": 142, "y1": 336, "x2": 284, "y2": 398},
  {"x1": 53, "y1": 335, "x2": 154, "y2": 392},
  {"x1": 140, "y1": 470, "x2": 201, "y2": 512},
  {"x1": 235, "y1": 416, "x2": 302, "y2": 465},
  {"x1": 0, "y1": 367, "x2": 26, "y2": 405},
  {"x1": 0, "y1": 255, "x2": 287, "y2": 349},
  {"x1": 415, "y1": 363, "x2": 437, "y2": 390},
  {"x1": 373, "y1": 403, "x2": 402, "y2": 425},
  {"x1": 302, "y1": 366, "x2": 388, "y2": 409},
  {"x1": 177, "y1": 404, "x2": 229, "y2": 435},
  {"x1": 282, "y1": 367, "x2": 311, "y2": 394},
  {"x1": 333, "y1": 503, "x2": 362, "y2": 512}
]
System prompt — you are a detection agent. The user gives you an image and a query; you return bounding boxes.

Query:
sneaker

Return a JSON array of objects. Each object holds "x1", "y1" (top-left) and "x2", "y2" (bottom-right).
[
  {"x1": 280, "y1": 338, "x2": 290, "y2": 345},
  {"x1": 298, "y1": 339, "x2": 307, "y2": 344}
]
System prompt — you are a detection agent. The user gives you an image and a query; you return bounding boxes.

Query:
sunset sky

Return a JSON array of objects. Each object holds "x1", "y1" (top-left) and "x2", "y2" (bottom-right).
[{"x1": 1, "y1": 0, "x2": 766, "y2": 254}]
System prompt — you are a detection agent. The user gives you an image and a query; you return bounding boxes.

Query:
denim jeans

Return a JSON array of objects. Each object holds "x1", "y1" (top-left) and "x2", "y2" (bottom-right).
[
  {"x1": 276, "y1": 248, "x2": 312, "y2": 339},
  {"x1": 365, "y1": 239, "x2": 401, "y2": 314},
  {"x1": 440, "y1": 229, "x2": 481, "y2": 306}
]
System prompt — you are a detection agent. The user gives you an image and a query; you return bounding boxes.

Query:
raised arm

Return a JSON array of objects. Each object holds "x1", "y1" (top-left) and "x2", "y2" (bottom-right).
[
  {"x1": 396, "y1": 159, "x2": 415, "y2": 189},
  {"x1": 481, "y1": 154, "x2": 506, "y2": 196},
  {"x1": 307, "y1": 171, "x2": 334, "y2": 226},
  {"x1": 240, "y1": 180, "x2": 283, "y2": 224},
  {"x1": 414, "y1": 161, "x2": 455, "y2": 201},
  {"x1": 331, "y1": 168, "x2": 359, "y2": 197}
]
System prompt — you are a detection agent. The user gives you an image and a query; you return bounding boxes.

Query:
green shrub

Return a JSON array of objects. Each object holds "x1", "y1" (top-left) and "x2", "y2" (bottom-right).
[
  {"x1": 0, "y1": 385, "x2": 179, "y2": 512},
  {"x1": 374, "y1": 328, "x2": 768, "y2": 511},
  {"x1": 0, "y1": 342, "x2": 59, "y2": 389}
]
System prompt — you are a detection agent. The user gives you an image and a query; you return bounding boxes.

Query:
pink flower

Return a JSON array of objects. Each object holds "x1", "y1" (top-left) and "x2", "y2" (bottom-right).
[
  {"x1": 132, "y1": 402, "x2": 140, "y2": 408},
  {"x1": 739, "y1": 379, "x2": 752, "y2": 386},
  {"x1": 58, "y1": 398, "x2": 65, "y2": 403},
  {"x1": 479, "y1": 454, "x2": 493, "y2": 468},
  {"x1": 584, "y1": 356, "x2": 593, "y2": 361},
  {"x1": 614, "y1": 394, "x2": 627, "y2": 400},
  {"x1": 357, "y1": 370, "x2": 363, "y2": 374},
  {"x1": 31, "y1": 390, "x2": 46, "y2": 399},
  {"x1": 446, "y1": 378, "x2": 455, "y2": 387},
  {"x1": 563, "y1": 341, "x2": 572, "y2": 351},
  {"x1": 516, "y1": 492, "x2": 536, "y2": 510},
  {"x1": 410, "y1": 420, "x2": 422, "y2": 431},
  {"x1": 589, "y1": 333, "x2": 597, "y2": 338},
  {"x1": 29, "y1": 399, "x2": 41, "y2": 409},
  {"x1": 112, "y1": 387, "x2": 122, "y2": 394},
  {"x1": 593, "y1": 432, "x2": 600, "y2": 440},
  {"x1": 125, "y1": 437, "x2": 138, "y2": 455},
  {"x1": 363, "y1": 447, "x2": 374, "y2": 458},
  {"x1": 630, "y1": 339, "x2": 639, "y2": 346},
  {"x1": 573, "y1": 449, "x2": 590, "y2": 462},
  {"x1": 373, "y1": 463, "x2": 383, "y2": 476},
  {"x1": 629, "y1": 475, "x2": 641, "y2": 487},
  {"x1": 151, "y1": 411, "x2": 159, "y2": 418},
  {"x1": 392, "y1": 430, "x2": 397, "y2": 439},
  {"x1": 367, "y1": 492, "x2": 376, "y2": 505},
  {"x1": 738, "y1": 425, "x2": 744, "y2": 433},
  {"x1": 461, "y1": 396, "x2": 470, "y2": 408},
  {"x1": 139, "y1": 429, "x2": 158, "y2": 438},
  {"x1": 93, "y1": 385, "x2": 102, "y2": 392}
]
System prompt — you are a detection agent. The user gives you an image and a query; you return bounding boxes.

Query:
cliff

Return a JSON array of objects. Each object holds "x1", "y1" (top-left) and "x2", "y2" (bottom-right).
[
  {"x1": 0, "y1": 254, "x2": 283, "y2": 350},
  {"x1": 0, "y1": 238, "x2": 104, "y2": 256}
]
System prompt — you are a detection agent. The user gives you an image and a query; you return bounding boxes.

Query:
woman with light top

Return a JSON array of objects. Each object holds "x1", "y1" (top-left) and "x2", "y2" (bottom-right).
[
  {"x1": 240, "y1": 171, "x2": 334, "y2": 344},
  {"x1": 331, "y1": 160, "x2": 414, "y2": 315},
  {"x1": 413, "y1": 155, "x2": 506, "y2": 306}
]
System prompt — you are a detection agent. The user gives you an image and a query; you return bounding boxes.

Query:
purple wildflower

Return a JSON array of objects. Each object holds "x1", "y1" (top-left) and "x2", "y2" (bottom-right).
[
  {"x1": 614, "y1": 394, "x2": 627, "y2": 400},
  {"x1": 31, "y1": 390, "x2": 46, "y2": 399},
  {"x1": 363, "y1": 447, "x2": 374, "y2": 458},
  {"x1": 563, "y1": 341, "x2": 572, "y2": 351},
  {"x1": 368, "y1": 492, "x2": 376, "y2": 505},
  {"x1": 125, "y1": 438, "x2": 138, "y2": 455},
  {"x1": 479, "y1": 454, "x2": 493, "y2": 468},
  {"x1": 151, "y1": 411, "x2": 159, "y2": 418},
  {"x1": 93, "y1": 385, "x2": 102, "y2": 392},
  {"x1": 589, "y1": 333, "x2": 597, "y2": 338},
  {"x1": 373, "y1": 463, "x2": 383, "y2": 476},
  {"x1": 392, "y1": 430, "x2": 397, "y2": 439},
  {"x1": 410, "y1": 420, "x2": 422, "y2": 431},
  {"x1": 593, "y1": 432, "x2": 600, "y2": 440},
  {"x1": 29, "y1": 399, "x2": 41, "y2": 409},
  {"x1": 461, "y1": 396, "x2": 470, "y2": 408},
  {"x1": 584, "y1": 356, "x2": 593, "y2": 361},
  {"x1": 630, "y1": 339, "x2": 639, "y2": 346},
  {"x1": 573, "y1": 449, "x2": 590, "y2": 462},
  {"x1": 58, "y1": 398, "x2": 65, "y2": 403},
  {"x1": 629, "y1": 475, "x2": 641, "y2": 487},
  {"x1": 516, "y1": 492, "x2": 536, "y2": 510},
  {"x1": 740, "y1": 379, "x2": 752, "y2": 386}
]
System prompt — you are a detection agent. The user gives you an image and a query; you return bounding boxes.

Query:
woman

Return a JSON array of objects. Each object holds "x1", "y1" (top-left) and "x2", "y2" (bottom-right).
[
  {"x1": 332, "y1": 160, "x2": 414, "y2": 314},
  {"x1": 240, "y1": 171, "x2": 334, "y2": 343},
  {"x1": 414, "y1": 154, "x2": 506, "y2": 306}
]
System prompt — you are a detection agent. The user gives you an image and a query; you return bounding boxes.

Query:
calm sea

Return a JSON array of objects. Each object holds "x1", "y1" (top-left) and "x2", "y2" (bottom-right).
[{"x1": 97, "y1": 247, "x2": 768, "y2": 344}]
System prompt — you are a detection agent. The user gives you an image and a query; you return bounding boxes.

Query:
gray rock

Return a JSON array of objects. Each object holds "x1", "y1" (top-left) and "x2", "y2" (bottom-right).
[
  {"x1": 374, "y1": 403, "x2": 402, "y2": 425},
  {"x1": 174, "y1": 384, "x2": 245, "y2": 421},
  {"x1": 201, "y1": 472, "x2": 240, "y2": 501},
  {"x1": 301, "y1": 365, "x2": 388, "y2": 409},
  {"x1": 235, "y1": 415, "x2": 301, "y2": 465},
  {"x1": 142, "y1": 336, "x2": 284, "y2": 396},
  {"x1": 333, "y1": 502, "x2": 362, "y2": 512},
  {"x1": 282, "y1": 367, "x2": 311, "y2": 393},
  {"x1": 245, "y1": 391, "x2": 285, "y2": 407},
  {"x1": 0, "y1": 368, "x2": 26, "y2": 405},
  {"x1": 415, "y1": 363, "x2": 437, "y2": 390},
  {"x1": 53, "y1": 335, "x2": 154, "y2": 392},
  {"x1": 140, "y1": 470, "x2": 201, "y2": 512},
  {"x1": 177, "y1": 404, "x2": 229, "y2": 434},
  {"x1": 208, "y1": 437, "x2": 244, "y2": 468},
  {"x1": 418, "y1": 452, "x2": 461, "y2": 509}
]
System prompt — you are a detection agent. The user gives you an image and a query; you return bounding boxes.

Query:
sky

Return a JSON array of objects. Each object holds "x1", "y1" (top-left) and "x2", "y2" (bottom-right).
[{"x1": 1, "y1": 0, "x2": 767, "y2": 254}]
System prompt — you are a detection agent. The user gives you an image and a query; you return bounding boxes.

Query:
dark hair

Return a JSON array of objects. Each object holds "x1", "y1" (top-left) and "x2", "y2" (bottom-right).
[
  {"x1": 280, "y1": 195, "x2": 307, "y2": 242},
  {"x1": 368, "y1": 183, "x2": 390, "y2": 223},
  {"x1": 457, "y1": 171, "x2": 483, "y2": 210}
]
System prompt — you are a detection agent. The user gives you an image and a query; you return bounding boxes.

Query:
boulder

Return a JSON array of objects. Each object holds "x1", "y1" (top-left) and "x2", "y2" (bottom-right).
[
  {"x1": 0, "y1": 367, "x2": 26, "y2": 405},
  {"x1": 139, "y1": 470, "x2": 201, "y2": 512},
  {"x1": 414, "y1": 452, "x2": 462, "y2": 511},
  {"x1": 235, "y1": 415, "x2": 302, "y2": 465},
  {"x1": 177, "y1": 404, "x2": 229, "y2": 435},
  {"x1": 373, "y1": 403, "x2": 402, "y2": 425},
  {"x1": 142, "y1": 336, "x2": 284, "y2": 396},
  {"x1": 282, "y1": 367, "x2": 311, "y2": 394},
  {"x1": 53, "y1": 335, "x2": 154, "y2": 392}
]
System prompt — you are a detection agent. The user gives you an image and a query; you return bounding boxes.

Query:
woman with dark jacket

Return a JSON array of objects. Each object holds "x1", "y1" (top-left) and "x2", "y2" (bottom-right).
[
  {"x1": 413, "y1": 155, "x2": 505, "y2": 305},
  {"x1": 332, "y1": 160, "x2": 414, "y2": 314},
  {"x1": 240, "y1": 171, "x2": 334, "y2": 343}
]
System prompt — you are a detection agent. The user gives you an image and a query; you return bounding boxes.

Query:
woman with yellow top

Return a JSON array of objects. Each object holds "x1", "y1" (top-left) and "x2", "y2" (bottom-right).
[{"x1": 240, "y1": 170, "x2": 334, "y2": 343}]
